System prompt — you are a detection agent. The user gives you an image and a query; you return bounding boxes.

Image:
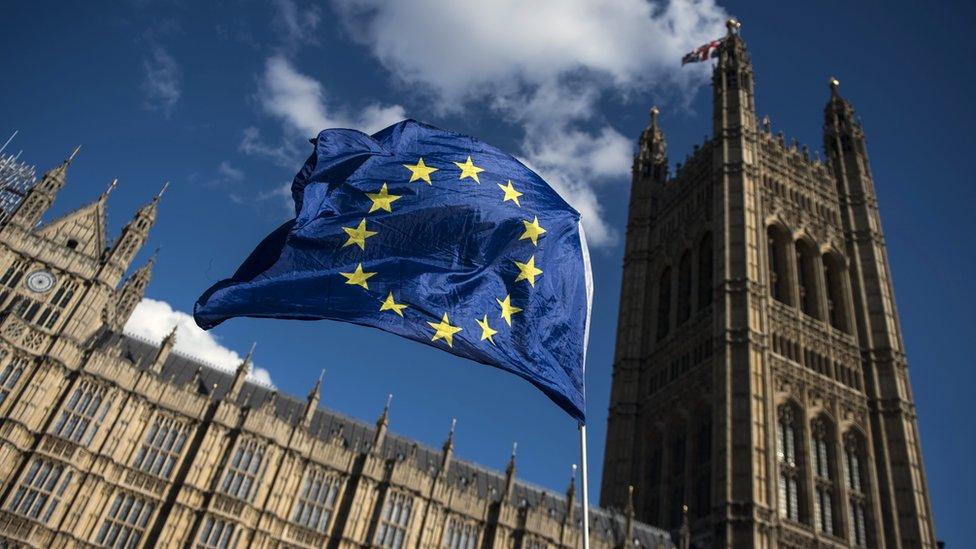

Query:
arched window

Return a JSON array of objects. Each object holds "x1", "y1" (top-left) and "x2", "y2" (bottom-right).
[
  {"x1": 776, "y1": 404, "x2": 803, "y2": 522},
  {"x1": 795, "y1": 238, "x2": 823, "y2": 319},
  {"x1": 811, "y1": 417, "x2": 837, "y2": 535},
  {"x1": 677, "y1": 251, "x2": 692, "y2": 325},
  {"x1": 645, "y1": 435, "x2": 663, "y2": 526},
  {"x1": 668, "y1": 428, "x2": 686, "y2": 528},
  {"x1": 656, "y1": 267, "x2": 672, "y2": 341},
  {"x1": 767, "y1": 226, "x2": 793, "y2": 306},
  {"x1": 694, "y1": 413, "x2": 711, "y2": 518},
  {"x1": 845, "y1": 432, "x2": 870, "y2": 547},
  {"x1": 698, "y1": 233, "x2": 713, "y2": 310},
  {"x1": 823, "y1": 252, "x2": 851, "y2": 333}
]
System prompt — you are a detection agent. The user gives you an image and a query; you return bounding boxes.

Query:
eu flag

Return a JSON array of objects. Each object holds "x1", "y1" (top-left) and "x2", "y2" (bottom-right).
[{"x1": 194, "y1": 120, "x2": 592, "y2": 422}]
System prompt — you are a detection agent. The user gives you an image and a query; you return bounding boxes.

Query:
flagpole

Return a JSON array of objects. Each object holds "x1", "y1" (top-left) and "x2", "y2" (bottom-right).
[{"x1": 579, "y1": 423, "x2": 590, "y2": 549}]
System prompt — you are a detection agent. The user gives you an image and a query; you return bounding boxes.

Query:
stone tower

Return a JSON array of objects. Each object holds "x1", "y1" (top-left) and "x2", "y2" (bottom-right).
[{"x1": 600, "y1": 20, "x2": 936, "y2": 548}]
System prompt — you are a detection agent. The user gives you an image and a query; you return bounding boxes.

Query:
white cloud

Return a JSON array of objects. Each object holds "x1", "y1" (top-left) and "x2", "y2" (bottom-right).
[
  {"x1": 257, "y1": 55, "x2": 406, "y2": 138},
  {"x1": 142, "y1": 45, "x2": 181, "y2": 117},
  {"x1": 123, "y1": 298, "x2": 273, "y2": 386},
  {"x1": 217, "y1": 161, "x2": 244, "y2": 181},
  {"x1": 256, "y1": 181, "x2": 295, "y2": 217},
  {"x1": 273, "y1": 0, "x2": 322, "y2": 52},
  {"x1": 331, "y1": 0, "x2": 728, "y2": 245},
  {"x1": 239, "y1": 126, "x2": 301, "y2": 168}
]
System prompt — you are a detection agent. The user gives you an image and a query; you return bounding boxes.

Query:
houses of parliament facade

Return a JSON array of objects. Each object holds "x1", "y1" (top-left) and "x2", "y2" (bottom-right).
[
  {"x1": 601, "y1": 20, "x2": 937, "y2": 549},
  {"x1": 0, "y1": 20, "x2": 936, "y2": 549},
  {"x1": 0, "y1": 142, "x2": 669, "y2": 545}
]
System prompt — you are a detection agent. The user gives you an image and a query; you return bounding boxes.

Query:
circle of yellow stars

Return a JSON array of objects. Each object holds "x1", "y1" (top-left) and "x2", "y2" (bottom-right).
[{"x1": 340, "y1": 155, "x2": 548, "y2": 348}]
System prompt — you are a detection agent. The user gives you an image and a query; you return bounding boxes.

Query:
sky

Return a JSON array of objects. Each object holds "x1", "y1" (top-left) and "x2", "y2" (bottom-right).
[{"x1": 1, "y1": 0, "x2": 973, "y2": 544}]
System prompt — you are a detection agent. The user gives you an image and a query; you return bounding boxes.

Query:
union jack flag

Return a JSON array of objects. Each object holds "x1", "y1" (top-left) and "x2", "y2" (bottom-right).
[{"x1": 681, "y1": 38, "x2": 724, "y2": 65}]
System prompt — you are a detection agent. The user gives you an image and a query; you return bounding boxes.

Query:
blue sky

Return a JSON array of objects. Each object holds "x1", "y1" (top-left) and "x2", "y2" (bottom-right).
[{"x1": 2, "y1": 0, "x2": 973, "y2": 543}]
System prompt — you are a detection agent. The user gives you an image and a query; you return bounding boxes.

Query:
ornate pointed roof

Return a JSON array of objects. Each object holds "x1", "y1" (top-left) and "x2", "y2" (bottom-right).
[{"x1": 35, "y1": 197, "x2": 107, "y2": 258}]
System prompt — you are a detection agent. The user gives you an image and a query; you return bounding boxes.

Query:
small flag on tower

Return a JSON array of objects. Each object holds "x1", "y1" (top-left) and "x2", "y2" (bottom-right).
[
  {"x1": 682, "y1": 38, "x2": 724, "y2": 65},
  {"x1": 193, "y1": 120, "x2": 592, "y2": 422}
]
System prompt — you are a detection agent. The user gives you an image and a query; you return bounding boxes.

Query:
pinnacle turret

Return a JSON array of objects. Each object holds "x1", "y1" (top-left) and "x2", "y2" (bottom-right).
[
  {"x1": 150, "y1": 325, "x2": 178, "y2": 374},
  {"x1": 636, "y1": 105, "x2": 668, "y2": 183},
  {"x1": 371, "y1": 393, "x2": 392, "y2": 453},
  {"x1": 301, "y1": 369, "x2": 324, "y2": 427},
  {"x1": 503, "y1": 442, "x2": 517, "y2": 499},
  {"x1": 227, "y1": 342, "x2": 255, "y2": 402}
]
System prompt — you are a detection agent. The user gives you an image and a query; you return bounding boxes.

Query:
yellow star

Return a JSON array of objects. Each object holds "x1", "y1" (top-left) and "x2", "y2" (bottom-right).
[
  {"x1": 428, "y1": 313, "x2": 462, "y2": 347},
  {"x1": 365, "y1": 183, "x2": 401, "y2": 213},
  {"x1": 454, "y1": 156, "x2": 484, "y2": 184},
  {"x1": 403, "y1": 158, "x2": 438, "y2": 184},
  {"x1": 380, "y1": 292, "x2": 408, "y2": 317},
  {"x1": 342, "y1": 218, "x2": 378, "y2": 250},
  {"x1": 514, "y1": 255, "x2": 543, "y2": 287},
  {"x1": 519, "y1": 216, "x2": 547, "y2": 246},
  {"x1": 340, "y1": 263, "x2": 376, "y2": 289},
  {"x1": 476, "y1": 314, "x2": 498, "y2": 345},
  {"x1": 497, "y1": 180, "x2": 522, "y2": 207},
  {"x1": 496, "y1": 294, "x2": 523, "y2": 326}
]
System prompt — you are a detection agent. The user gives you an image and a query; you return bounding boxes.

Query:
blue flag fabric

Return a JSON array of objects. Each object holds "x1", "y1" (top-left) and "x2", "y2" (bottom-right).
[{"x1": 193, "y1": 120, "x2": 592, "y2": 422}]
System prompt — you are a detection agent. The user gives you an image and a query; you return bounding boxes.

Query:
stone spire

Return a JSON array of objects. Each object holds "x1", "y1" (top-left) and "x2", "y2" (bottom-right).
[
  {"x1": 565, "y1": 464, "x2": 577, "y2": 524},
  {"x1": 678, "y1": 504, "x2": 690, "y2": 549},
  {"x1": 440, "y1": 418, "x2": 456, "y2": 476},
  {"x1": 227, "y1": 342, "x2": 255, "y2": 402},
  {"x1": 301, "y1": 369, "x2": 324, "y2": 427},
  {"x1": 101, "y1": 182, "x2": 167, "y2": 283},
  {"x1": 111, "y1": 254, "x2": 155, "y2": 331},
  {"x1": 503, "y1": 442, "x2": 517, "y2": 500},
  {"x1": 624, "y1": 485, "x2": 635, "y2": 543},
  {"x1": 150, "y1": 325, "x2": 177, "y2": 374},
  {"x1": 371, "y1": 393, "x2": 392, "y2": 454},
  {"x1": 98, "y1": 178, "x2": 118, "y2": 204},
  {"x1": 712, "y1": 17, "x2": 757, "y2": 137},
  {"x1": 635, "y1": 106, "x2": 668, "y2": 184},
  {"x1": 9, "y1": 146, "x2": 80, "y2": 228}
]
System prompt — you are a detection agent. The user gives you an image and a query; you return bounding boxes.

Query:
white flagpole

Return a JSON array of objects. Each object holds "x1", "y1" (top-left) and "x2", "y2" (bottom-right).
[{"x1": 579, "y1": 423, "x2": 590, "y2": 549}]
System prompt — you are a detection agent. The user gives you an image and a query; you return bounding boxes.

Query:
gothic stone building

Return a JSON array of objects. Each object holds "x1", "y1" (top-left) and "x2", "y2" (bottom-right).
[
  {"x1": 0, "y1": 155, "x2": 672, "y2": 549},
  {"x1": 600, "y1": 21, "x2": 937, "y2": 549}
]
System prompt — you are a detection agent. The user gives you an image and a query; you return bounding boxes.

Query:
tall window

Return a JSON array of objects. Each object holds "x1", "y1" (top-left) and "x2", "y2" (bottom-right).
[
  {"x1": 776, "y1": 404, "x2": 802, "y2": 522},
  {"x1": 677, "y1": 251, "x2": 692, "y2": 325},
  {"x1": 292, "y1": 467, "x2": 342, "y2": 533},
  {"x1": 0, "y1": 260, "x2": 27, "y2": 306},
  {"x1": 796, "y1": 239, "x2": 823, "y2": 319},
  {"x1": 669, "y1": 430, "x2": 686, "y2": 527},
  {"x1": 374, "y1": 491, "x2": 413, "y2": 549},
  {"x1": 811, "y1": 418, "x2": 836, "y2": 535},
  {"x1": 767, "y1": 226, "x2": 793, "y2": 306},
  {"x1": 694, "y1": 417, "x2": 711, "y2": 518},
  {"x1": 443, "y1": 516, "x2": 480, "y2": 549},
  {"x1": 220, "y1": 438, "x2": 266, "y2": 502},
  {"x1": 646, "y1": 442, "x2": 662, "y2": 525},
  {"x1": 132, "y1": 415, "x2": 189, "y2": 479},
  {"x1": 845, "y1": 432, "x2": 869, "y2": 547},
  {"x1": 697, "y1": 233, "x2": 713, "y2": 310},
  {"x1": 95, "y1": 492, "x2": 155, "y2": 548},
  {"x1": 823, "y1": 253, "x2": 850, "y2": 333},
  {"x1": 51, "y1": 380, "x2": 110, "y2": 445},
  {"x1": 0, "y1": 354, "x2": 27, "y2": 408},
  {"x1": 7, "y1": 458, "x2": 73, "y2": 523},
  {"x1": 34, "y1": 279, "x2": 77, "y2": 330},
  {"x1": 656, "y1": 267, "x2": 672, "y2": 341},
  {"x1": 197, "y1": 515, "x2": 237, "y2": 549}
]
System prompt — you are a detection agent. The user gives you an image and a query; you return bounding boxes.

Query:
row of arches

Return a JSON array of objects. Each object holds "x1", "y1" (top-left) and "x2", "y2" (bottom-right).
[
  {"x1": 777, "y1": 403, "x2": 871, "y2": 546},
  {"x1": 767, "y1": 224, "x2": 853, "y2": 334},
  {"x1": 655, "y1": 233, "x2": 713, "y2": 341}
]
